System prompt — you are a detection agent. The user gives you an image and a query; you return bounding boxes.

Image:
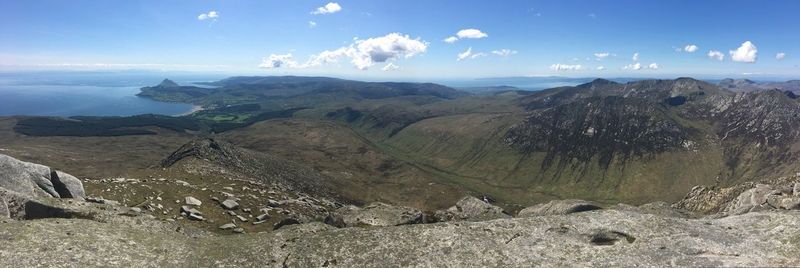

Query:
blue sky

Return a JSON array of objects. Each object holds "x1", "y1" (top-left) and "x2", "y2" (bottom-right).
[{"x1": 1, "y1": 0, "x2": 799, "y2": 79}]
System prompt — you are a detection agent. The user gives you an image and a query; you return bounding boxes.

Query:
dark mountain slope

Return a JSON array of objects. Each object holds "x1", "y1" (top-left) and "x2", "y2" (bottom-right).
[{"x1": 160, "y1": 138, "x2": 344, "y2": 201}]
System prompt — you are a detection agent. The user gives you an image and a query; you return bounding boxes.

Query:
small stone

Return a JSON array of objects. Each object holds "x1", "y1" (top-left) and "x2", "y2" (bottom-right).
[
  {"x1": 180, "y1": 206, "x2": 202, "y2": 216},
  {"x1": 232, "y1": 227, "x2": 245, "y2": 234},
  {"x1": 794, "y1": 183, "x2": 800, "y2": 197},
  {"x1": 243, "y1": 208, "x2": 251, "y2": 213},
  {"x1": 185, "y1": 196, "x2": 202, "y2": 206},
  {"x1": 129, "y1": 207, "x2": 142, "y2": 213},
  {"x1": 256, "y1": 214, "x2": 270, "y2": 221},
  {"x1": 221, "y1": 199, "x2": 239, "y2": 210},
  {"x1": 187, "y1": 213, "x2": 204, "y2": 221},
  {"x1": 219, "y1": 223, "x2": 236, "y2": 230},
  {"x1": 236, "y1": 215, "x2": 248, "y2": 222},
  {"x1": 226, "y1": 211, "x2": 237, "y2": 216}
]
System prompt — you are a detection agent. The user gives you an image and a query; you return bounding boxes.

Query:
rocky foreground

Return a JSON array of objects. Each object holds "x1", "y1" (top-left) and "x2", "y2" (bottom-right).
[{"x1": 2, "y1": 154, "x2": 800, "y2": 267}]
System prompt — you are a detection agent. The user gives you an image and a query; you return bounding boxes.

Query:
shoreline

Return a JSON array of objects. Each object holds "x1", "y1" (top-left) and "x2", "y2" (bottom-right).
[{"x1": 177, "y1": 104, "x2": 203, "y2": 116}]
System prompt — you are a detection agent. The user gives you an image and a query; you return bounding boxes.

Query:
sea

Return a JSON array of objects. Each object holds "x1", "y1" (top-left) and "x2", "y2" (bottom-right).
[{"x1": 0, "y1": 71, "x2": 224, "y2": 117}]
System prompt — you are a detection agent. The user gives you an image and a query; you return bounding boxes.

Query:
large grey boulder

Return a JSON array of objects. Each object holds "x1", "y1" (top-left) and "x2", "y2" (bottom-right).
[
  {"x1": 518, "y1": 199, "x2": 602, "y2": 217},
  {"x1": 0, "y1": 154, "x2": 85, "y2": 199},
  {"x1": 330, "y1": 202, "x2": 423, "y2": 227},
  {"x1": 434, "y1": 196, "x2": 511, "y2": 222}
]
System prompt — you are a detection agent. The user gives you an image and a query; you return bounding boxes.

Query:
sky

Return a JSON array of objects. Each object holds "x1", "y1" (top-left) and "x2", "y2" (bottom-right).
[{"x1": 1, "y1": 0, "x2": 799, "y2": 80}]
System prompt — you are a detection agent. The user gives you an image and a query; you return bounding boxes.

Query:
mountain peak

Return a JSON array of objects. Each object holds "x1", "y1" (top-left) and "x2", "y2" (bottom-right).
[
  {"x1": 157, "y1": 78, "x2": 179, "y2": 88},
  {"x1": 577, "y1": 78, "x2": 618, "y2": 88}
]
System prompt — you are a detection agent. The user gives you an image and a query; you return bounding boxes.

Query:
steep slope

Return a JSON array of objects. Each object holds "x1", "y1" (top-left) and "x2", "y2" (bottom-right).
[{"x1": 362, "y1": 78, "x2": 800, "y2": 205}]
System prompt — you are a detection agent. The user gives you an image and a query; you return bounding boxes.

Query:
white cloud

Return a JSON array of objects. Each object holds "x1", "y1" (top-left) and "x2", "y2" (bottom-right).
[
  {"x1": 308, "y1": 21, "x2": 317, "y2": 28},
  {"x1": 491, "y1": 49, "x2": 517, "y2": 57},
  {"x1": 776, "y1": 52, "x2": 786, "y2": 60},
  {"x1": 444, "y1": 28, "x2": 488, "y2": 43},
  {"x1": 632, "y1": 52, "x2": 639, "y2": 61},
  {"x1": 623, "y1": 62, "x2": 642, "y2": 70},
  {"x1": 258, "y1": 53, "x2": 299, "y2": 69},
  {"x1": 684, "y1": 44, "x2": 698, "y2": 52},
  {"x1": 729, "y1": 41, "x2": 757, "y2": 63},
  {"x1": 456, "y1": 29, "x2": 488, "y2": 39},
  {"x1": 311, "y1": 2, "x2": 342, "y2": 15},
  {"x1": 260, "y1": 33, "x2": 428, "y2": 70},
  {"x1": 382, "y1": 62, "x2": 400, "y2": 71},
  {"x1": 707, "y1": 50, "x2": 724, "y2": 61},
  {"x1": 456, "y1": 47, "x2": 485, "y2": 60},
  {"x1": 648, "y1": 63, "x2": 659, "y2": 69},
  {"x1": 596, "y1": 66, "x2": 606, "y2": 71},
  {"x1": 197, "y1": 11, "x2": 219, "y2": 20},
  {"x1": 594, "y1": 52, "x2": 610, "y2": 59},
  {"x1": 549, "y1": 63, "x2": 583, "y2": 71}
]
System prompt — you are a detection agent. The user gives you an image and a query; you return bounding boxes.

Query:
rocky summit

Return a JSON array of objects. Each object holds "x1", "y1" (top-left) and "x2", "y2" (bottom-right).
[{"x1": 1, "y1": 153, "x2": 800, "y2": 266}]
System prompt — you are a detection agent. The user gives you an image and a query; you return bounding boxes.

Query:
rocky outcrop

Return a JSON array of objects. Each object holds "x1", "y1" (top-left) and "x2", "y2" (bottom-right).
[
  {"x1": 327, "y1": 202, "x2": 423, "y2": 227},
  {"x1": 0, "y1": 154, "x2": 85, "y2": 199},
  {"x1": 433, "y1": 196, "x2": 511, "y2": 222},
  {"x1": 675, "y1": 176, "x2": 800, "y2": 216},
  {"x1": 518, "y1": 199, "x2": 602, "y2": 217}
]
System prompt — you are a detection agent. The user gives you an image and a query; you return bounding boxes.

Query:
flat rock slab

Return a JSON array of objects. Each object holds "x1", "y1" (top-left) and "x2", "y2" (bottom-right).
[
  {"x1": 1, "y1": 209, "x2": 799, "y2": 267},
  {"x1": 518, "y1": 199, "x2": 602, "y2": 217}
]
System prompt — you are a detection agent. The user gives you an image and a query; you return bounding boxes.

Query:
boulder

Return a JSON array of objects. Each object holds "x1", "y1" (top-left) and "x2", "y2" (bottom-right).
[
  {"x1": 333, "y1": 202, "x2": 423, "y2": 227},
  {"x1": 0, "y1": 154, "x2": 85, "y2": 199},
  {"x1": 518, "y1": 199, "x2": 602, "y2": 217},
  {"x1": 51, "y1": 171, "x2": 85, "y2": 199},
  {"x1": 726, "y1": 184, "x2": 782, "y2": 215},
  {"x1": 434, "y1": 196, "x2": 511, "y2": 222}
]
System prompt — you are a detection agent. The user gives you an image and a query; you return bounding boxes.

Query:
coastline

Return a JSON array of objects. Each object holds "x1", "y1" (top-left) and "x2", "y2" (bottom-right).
[{"x1": 178, "y1": 104, "x2": 203, "y2": 116}]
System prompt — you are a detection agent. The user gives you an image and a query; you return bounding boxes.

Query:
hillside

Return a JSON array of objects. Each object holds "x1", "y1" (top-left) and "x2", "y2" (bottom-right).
[{"x1": 6, "y1": 76, "x2": 800, "y2": 209}]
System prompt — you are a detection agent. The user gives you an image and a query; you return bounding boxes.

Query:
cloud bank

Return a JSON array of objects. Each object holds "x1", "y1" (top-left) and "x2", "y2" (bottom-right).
[{"x1": 260, "y1": 33, "x2": 428, "y2": 70}]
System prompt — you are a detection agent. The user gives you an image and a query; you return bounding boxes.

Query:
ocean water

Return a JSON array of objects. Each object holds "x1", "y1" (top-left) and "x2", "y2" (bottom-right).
[{"x1": 0, "y1": 72, "x2": 222, "y2": 117}]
